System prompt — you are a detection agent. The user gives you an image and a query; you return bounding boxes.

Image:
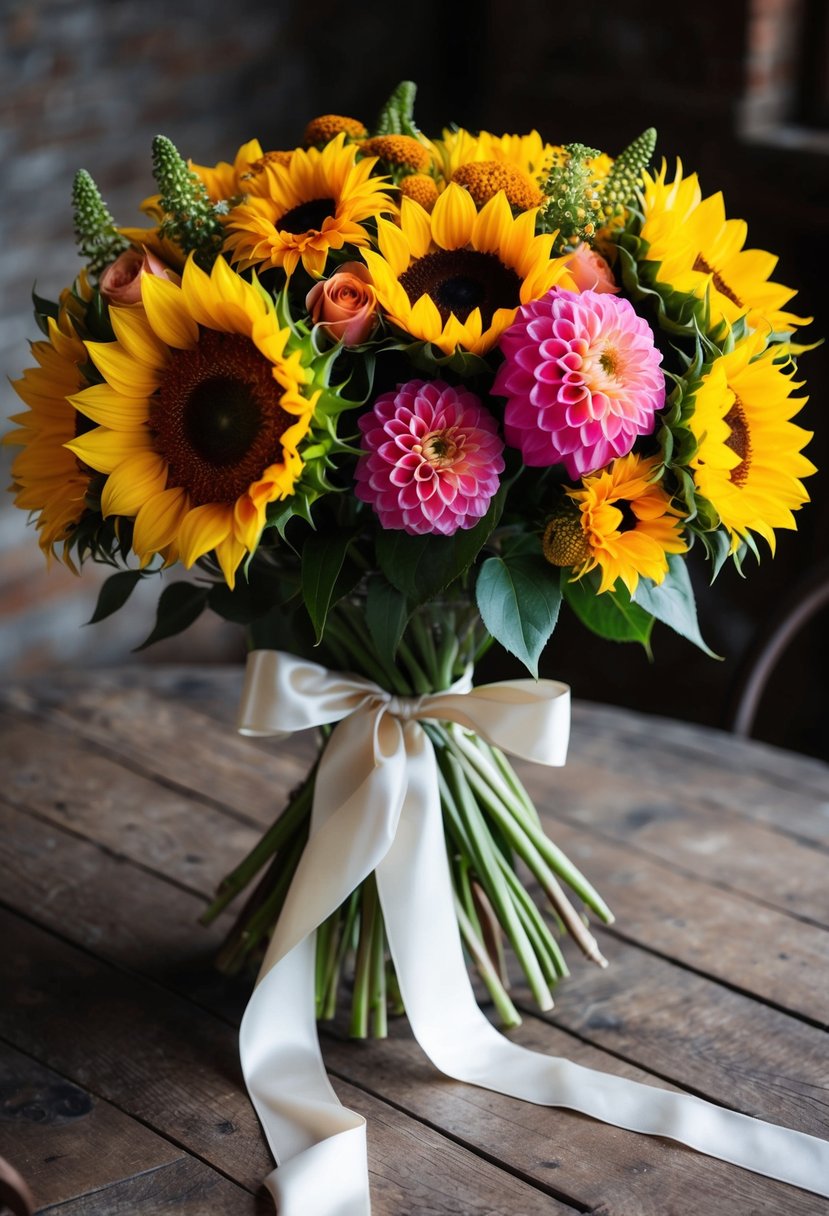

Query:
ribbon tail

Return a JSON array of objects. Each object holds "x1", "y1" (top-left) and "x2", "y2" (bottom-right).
[{"x1": 376, "y1": 730, "x2": 829, "y2": 1202}]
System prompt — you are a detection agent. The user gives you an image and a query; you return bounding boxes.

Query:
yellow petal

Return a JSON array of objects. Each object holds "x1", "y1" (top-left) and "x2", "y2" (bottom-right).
[
  {"x1": 399, "y1": 198, "x2": 432, "y2": 260},
  {"x1": 141, "y1": 274, "x2": 199, "y2": 349},
  {"x1": 109, "y1": 306, "x2": 169, "y2": 366},
  {"x1": 471, "y1": 192, "x2": 512, "y2": 255},
  {"x1": 133, "y1": 486, "x2": 189, "y2": 559},
  {"x1": 430, "y1": 183, "x2": 476, "y2": 251},
  {"x1": 70, "y1": 384, "x2": 150, "y2": 430},
  {"x1": 214, "y1": 530, "x2": 247, "y2": 589},
  {"x1": 66, "y1": 426, "x2": 152, "y2": 473},
  {"x1": 86, "y1": 341, "x2": 163, "y2": 398},
  {"x1": 376, "y1": 216, "x2": 412, "y2": 278},
  {"x1": 178, "y1": 502, "x2": 233, "y2": 567},
  {"x1": 101, "y1": 452, "x2": 168, "y2": 517}
]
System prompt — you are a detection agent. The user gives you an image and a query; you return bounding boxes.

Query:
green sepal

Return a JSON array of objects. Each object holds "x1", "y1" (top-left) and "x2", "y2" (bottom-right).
[
  {"x1": 562, "y1": 570, "x2": 654, "y2": 651},
  {"x1": 376, "y1": 486, "x2": 506, "y2": 606},
  {"x1": 475, "y1": 554, "x2": 563, "y2": 678},
  {"x1": 134, "y1": 581, "x2": 209, "y2": 650},
  {"x1": 632, "y1": 553, "x2": 720, "y2": 658},
  {"x1": 384, "y1": 336, "x2": 492, "y2": 379},
  {"x1": 32, "y1": 286, "x2": 60, "y2": 336}
]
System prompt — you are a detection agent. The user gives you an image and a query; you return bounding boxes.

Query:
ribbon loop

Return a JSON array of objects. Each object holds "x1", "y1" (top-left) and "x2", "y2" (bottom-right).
[{"x1": 238, "y1": 649, "x2": 829, "y2": 1215}]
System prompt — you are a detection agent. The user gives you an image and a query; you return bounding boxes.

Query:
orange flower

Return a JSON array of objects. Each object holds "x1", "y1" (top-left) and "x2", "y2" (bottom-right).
[{"x1": 305, "y1": 262, "x2": 378, "y2": 345}]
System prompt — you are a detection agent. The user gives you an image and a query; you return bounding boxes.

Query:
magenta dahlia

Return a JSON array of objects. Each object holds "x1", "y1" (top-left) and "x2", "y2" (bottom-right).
[
  {"x1": 493, "y1": 288, "x2": 665, "y2": 478},
  {"x1": 355, "y1": 379, "x2": 505, "y2": 535}
]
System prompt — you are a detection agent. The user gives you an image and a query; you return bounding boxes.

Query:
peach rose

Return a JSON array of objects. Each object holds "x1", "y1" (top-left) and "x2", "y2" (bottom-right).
[
  {"x1": 565, "y1": 242, "x2": 619, "y2": 295},
  {"x1": 99, "y1": 247, "x2": 180, "y2": 305},
  {"x1": 306, "y1": 262, "x2": 378, "y2": 346}
]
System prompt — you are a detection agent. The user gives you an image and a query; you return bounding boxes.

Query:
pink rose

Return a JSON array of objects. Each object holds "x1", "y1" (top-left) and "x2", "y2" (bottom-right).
[
  {"x1": 306, "y1": 262, "x2": 378, "y2": 345},
  {"x1": 99, "y1": 247, "x2": 180, "y2": 305},
  {"x1": 564, "y1": 242, "x2": 619, "y2": 294}
]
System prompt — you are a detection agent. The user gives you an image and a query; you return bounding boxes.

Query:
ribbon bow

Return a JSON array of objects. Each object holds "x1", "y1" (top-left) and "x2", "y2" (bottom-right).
[{"x1": 237, "y1": 650, "x2": 829, "y2": 1215}]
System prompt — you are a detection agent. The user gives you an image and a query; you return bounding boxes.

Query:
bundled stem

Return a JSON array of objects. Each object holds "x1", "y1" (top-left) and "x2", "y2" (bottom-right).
[{"x1": 206, "y1": 596, "x2": 614, "y2": 1034}]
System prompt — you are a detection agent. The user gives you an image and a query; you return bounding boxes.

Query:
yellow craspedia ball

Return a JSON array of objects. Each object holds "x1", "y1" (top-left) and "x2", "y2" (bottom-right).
[
  {"x1": 304, "y1": 114, "x2": 367, "y2": 145},
  {"x1": 541, "y1": 510, "x2": 591, "y2": 568},
  {"x1": 399, "y1": 173, "x2": 439, "y2": 212},
  {"x1": 452, "y1": 161, "x2": 542, "y2": 211},
  {"x1": 361, "y1": 135, "x2": 431, "y2": 174}
]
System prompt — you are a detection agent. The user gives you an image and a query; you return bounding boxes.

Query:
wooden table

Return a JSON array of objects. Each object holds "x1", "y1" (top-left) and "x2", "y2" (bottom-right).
[{"x1": 1, "y1": 666, "x2": 827, "y2": 1215}]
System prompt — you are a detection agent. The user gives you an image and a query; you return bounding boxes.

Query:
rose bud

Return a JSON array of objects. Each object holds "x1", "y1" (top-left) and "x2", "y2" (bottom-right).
[
  {"x1": 306, "y1": 262, "x2": 378, "y2": 345},
  {"x1": 564, "y1": 242, "x2": 619, "y2": 294},
  {"x1": 99, "y1": 247, "x2": 180, "y2": 306}
]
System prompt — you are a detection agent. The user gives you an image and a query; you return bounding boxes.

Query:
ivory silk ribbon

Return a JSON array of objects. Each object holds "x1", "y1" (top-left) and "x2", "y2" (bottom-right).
[{"x1": 237, "y1": 649, "x2": 829, "y2": 1214}]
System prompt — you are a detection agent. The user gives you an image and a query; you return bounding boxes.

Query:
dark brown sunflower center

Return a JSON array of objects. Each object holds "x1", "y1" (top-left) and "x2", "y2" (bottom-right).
[
  {"x1": 399, "y1": 250, "x2": 521, "y2": 327},
  {"x1": 149, "y1": 330, "x2": 293, "y2": 506},
  {"x1": 693, "y1": 254, "x2": 742, "y2": 308},
  {"x1": 277, "y1": 197, "x2": 336, "y2": 234},
  {"x1": 724, "y1": 394, "x2": 752, "y2": 487}
]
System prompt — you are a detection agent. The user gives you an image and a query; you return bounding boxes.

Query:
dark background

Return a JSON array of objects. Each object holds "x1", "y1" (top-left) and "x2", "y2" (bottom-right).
[{"x1": 1, "y1": 0, "x2": 827, "y2": 756}]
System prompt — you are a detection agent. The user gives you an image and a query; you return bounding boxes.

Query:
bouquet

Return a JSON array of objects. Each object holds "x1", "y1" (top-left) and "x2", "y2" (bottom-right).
[
  {"x1": 6, "y1": 81, "x2": 817, "y2": 1031},
  {"x1": 7, "y1": 79, "x2": 825, "y2": 1212}
]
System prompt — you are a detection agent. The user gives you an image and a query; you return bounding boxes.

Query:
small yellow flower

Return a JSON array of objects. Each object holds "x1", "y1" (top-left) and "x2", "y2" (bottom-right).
[{"x1": 565, "y1": 454, "x2": 687, "y2": 595}]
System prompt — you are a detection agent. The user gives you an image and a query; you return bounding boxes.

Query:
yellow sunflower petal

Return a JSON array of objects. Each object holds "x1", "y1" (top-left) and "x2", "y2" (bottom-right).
[
  {"x1": 178, "y1": 503, "x2": 234, "y2": 567},
  {"x1": 133, "y1": 486, "x2": 190, "y2": 563},
  {"x1": 86, "y1": 341, "x2": 162, "y2": 398},
  {"x1": 215, "y1": 530, "x2": 247, "y2": 589},
  {"x1": 66, "y1": 426, "x2": 152, "y2": 473},
  {"x1": 141, "y1": 274, "x2": 200, "y2": 349},
  {"x1": 100, "y1": 453, "x2": 168, "y2": 518},
  {"x1": 430, "y1": 183, "x2": 477, "y2": 250},
  {"x1": 108, "y1": 307, "x2": 170, "y2": 367},
  {"x1": 70, "y1": 384, "x2": 150, "y2": 430}
]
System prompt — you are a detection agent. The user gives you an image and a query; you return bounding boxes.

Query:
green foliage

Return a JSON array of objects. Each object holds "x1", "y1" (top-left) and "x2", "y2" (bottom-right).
[
  {"x1": 562, "y1": 572, "x2": 654, "y2": 650},
  {"x1": 376, "y1": 488, "x2": 506, "y2": 606},
  {"x1": 86, "y1": 569, "x2": 145, "y2": 624},
  {"x1": 301, "y1": 528, "x2": 358, "y2": 644},
  {"x1": 72, "y1": 170, "x2": 129, "y2": 276},
  {"x1": 135, "y1": 581, "x2": 209, "y2": 650},
  {"x1": 374, "y1": 81, "x2": 421, "y2": 138},
  {"x1": 475, "y1": 554, "x2": 562, "y2": 678},
  {"x1": 365, "y1": 575, "x2": 410, "y2": 666},
  {"x1": 632, "y1": 554, "x2": 720, "y2": 657},
  {"x1": 151, "y1": 135, "x2": 224, "y2": 267}
]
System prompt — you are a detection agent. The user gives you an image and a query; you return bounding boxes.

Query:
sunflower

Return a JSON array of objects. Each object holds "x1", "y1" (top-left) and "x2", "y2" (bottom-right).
[
  {"x1": 429, "y1": 127, "x2": 557, "y2": 184},
  {"x1": 361, "y1": 184, "x2": 575, "y2": 356},
  {"x1": 5, "y1": 278, "x2": 96, "y2": 563},
  {"x1": 223, "y1": 133, "x2": 396, "y2": 277},
  {"x1": 640, "y1": 162, "x2": 808, "y2": 333},
  {"x1": 687, "y1": 333, "x2": 814, "y2": 553},
  {"x1": 66, "y1": 256, "x2": 318, "y2": 587},
  {"x1": 559, "y1": 454, "x2": 687, "y2": 594},
  {"x1": 189, "y1": 139, "x2": 267, "y2": 202}
]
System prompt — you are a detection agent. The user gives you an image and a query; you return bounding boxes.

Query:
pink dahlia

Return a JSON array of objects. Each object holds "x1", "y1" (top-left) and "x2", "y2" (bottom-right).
[
  {"x1": 493, "y1": 288, "x2": 665, "y2": 478},
  {"x1": 355, "y1": 379, "x2": 505, "y2": 535}
]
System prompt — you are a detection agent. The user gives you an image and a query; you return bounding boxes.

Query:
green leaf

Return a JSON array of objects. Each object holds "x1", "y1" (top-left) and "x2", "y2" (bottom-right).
[
  {"x1": 86, "y1": 569, "x2": 144, "y2": 624},
  {"x1": 301, "y1": 528, "x2": 355, "y2": 644},
  {"x1": 475, "y1": 554, "x2": 562, "y2": 678},
  {"x1": 365, "y1": 575, "x2": 410, "y2": 666},
  {"x1": 632, "y1": 554, "x2": 721, "y2": 658},
  {"x1": 562, "y1": 573, "x2": 654, "y2": 649},
  {"x1": 135, "y1": 582, "x2": 209, "y2": 651},
  {"x1": 376, "y1": 488, "x2": 505, "y2": 606}
]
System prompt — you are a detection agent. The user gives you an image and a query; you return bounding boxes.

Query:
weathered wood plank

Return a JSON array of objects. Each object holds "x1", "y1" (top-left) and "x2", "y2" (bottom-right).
[
  {"x1": 530, "y1": 816, "x2": 829, "y2": 1023},
  {"x1": 569, "y1": 702, "x2": 829, "y2": 841},
  {"x1": 525, "y1": 759, "x2": 829, "y2": 926},
  {"x1": 5, "y1": 791, "x2": 827, "y2": 1145},
  {"x1": 0, "y1": 910, "x2": 571, "y2": 1215},
  {"x1": 321, "y1": 1019, "x2": 827, "y2": 1216},
  {"x1": 0, "y1": 711, "x2": 261, "y2": 897},
  {"x1": 2, "y1": 674, "x2": 313, "y2": 829},
  {"x1": 38, "y1": 1156, "x2": 267, "y2": 1215},
  {"x1": 0, "y1": 1043, "x2": 182, "y2": 1212}
]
